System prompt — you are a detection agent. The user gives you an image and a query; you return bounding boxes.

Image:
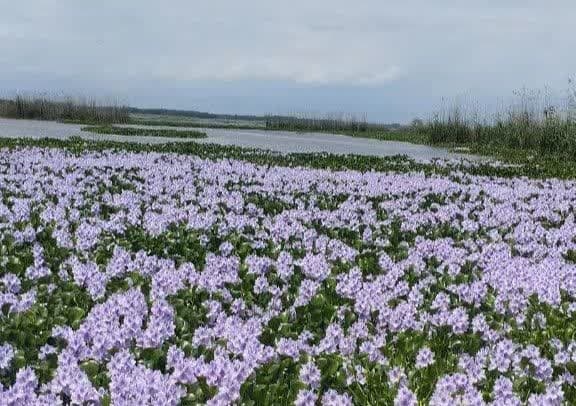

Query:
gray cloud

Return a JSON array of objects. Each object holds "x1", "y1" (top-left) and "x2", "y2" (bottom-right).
[{"x1": 1, "y1": 0, "x2": 575, "y2": 120}]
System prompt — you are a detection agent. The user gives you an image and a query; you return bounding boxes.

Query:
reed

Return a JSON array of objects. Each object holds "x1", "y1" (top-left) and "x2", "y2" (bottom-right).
[
  {"x1": 265, "y1": 112, "x2": 372, "y2": 132},
  {"x1": 422, "y1": 86, "x2": 576, "y2": 157},
  {"x1": 0, "y1": 94, "x2": 129, "y2": 124}
]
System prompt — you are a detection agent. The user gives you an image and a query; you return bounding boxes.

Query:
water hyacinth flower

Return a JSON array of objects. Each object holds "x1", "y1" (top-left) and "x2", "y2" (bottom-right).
[
  {"x1": 38, "y1": 344, "x2": 57, "y2": 360},
  {"x1": 299, "y1": 360, "x2": 321, "y2": 388},
  {"x1": 394, "y1": 386, "x2": 418, "y2": 406},
  {"x1": 47, "y1": 351, "x2": 102, "y2": 405},
  {"x1": 0, "y1": 343, "x2": 14, "y2": 370},
  {"x1": 321, "y1": 389, "x2": 353, "y2": 406},
  {"x1": 108, "y1": 350, "x2": 185, "y2": 405},
  {"x1": 294, "y1": 279, "x2": 321, "y2": 307},
  {"x1": 2, "y1": 146, "x2": 576, "y2": 404},
  {"x1": 415, "y1": 347, "x2": 435, "y2": 369},
  {"x1": 0, "y1": 367, "x2": 59, "y2": 404},
  {"x1": 388, "y1": 367, "x2": 407, "y2": 387},
  {"x1": 219, "y1": 241, "x2": 234, "y2": 256},
  {"x1": 298, "y1": 253, "x2": 330, "y2": 282},
  {"x1": 1, "y1": 273, "x2": 21, "y2": 294},
  {"x1": 295, "y1": 389, "x2": 317, "y2": 406}
]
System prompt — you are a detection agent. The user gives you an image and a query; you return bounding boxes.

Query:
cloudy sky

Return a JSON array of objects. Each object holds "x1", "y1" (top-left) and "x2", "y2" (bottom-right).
[{"x1": 1, "y1": 1, "x2": 575, "y2": 122}]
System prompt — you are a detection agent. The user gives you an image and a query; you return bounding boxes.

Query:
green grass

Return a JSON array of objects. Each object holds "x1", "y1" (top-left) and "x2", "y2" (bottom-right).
[{"x1": 81, "y1": 125, "x2": 207, "y2": 139}]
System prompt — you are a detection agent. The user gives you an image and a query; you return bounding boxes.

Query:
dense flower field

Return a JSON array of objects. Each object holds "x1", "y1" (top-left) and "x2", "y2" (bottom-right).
[{"x1": 1, "y1": 146, "x2": 576, "y2": 405}]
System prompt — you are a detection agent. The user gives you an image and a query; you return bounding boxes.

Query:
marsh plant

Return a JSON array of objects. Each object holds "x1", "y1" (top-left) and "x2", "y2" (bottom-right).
[
  {"x1": 423, "y1": 85, "x2": 576, "y2": 156},
  {"x1": 2, "y1": 142, "x2": 576, "y2": 404},
  {"x1": 81, "y1": 125, "x2": 207, "y2": 139},
  {"x1": 265, "y1": 112, "x2": 371, "y2": 132},
  {"x1": 0, "y1": 94, "x2": 129, "y2": 124},
  {"x1": 568, "y1": 76, "x2": 576, "y2": 120}
]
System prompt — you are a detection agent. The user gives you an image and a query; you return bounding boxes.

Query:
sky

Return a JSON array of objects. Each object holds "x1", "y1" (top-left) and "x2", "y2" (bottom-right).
[{"x1": 1, "y1": 0, "x2": 575, "y2": 122}]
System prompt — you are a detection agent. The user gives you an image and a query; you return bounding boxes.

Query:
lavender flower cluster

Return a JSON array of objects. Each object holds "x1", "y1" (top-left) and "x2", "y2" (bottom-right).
[{"x1": 1, "y1": 147, "x2": 576, "y2": 405}]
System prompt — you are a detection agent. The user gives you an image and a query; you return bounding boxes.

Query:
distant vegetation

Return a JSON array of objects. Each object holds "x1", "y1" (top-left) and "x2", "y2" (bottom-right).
[
  {"x1": 81, "y1": 125, "x2": 207, "y2": 139},
  {"x1": 422, "y1": 84, "x2": 576, "y2": 157},
  {"x1": 0, "y1": 95, "x2": 129, "y2": 124},
  {"x1": 128, "y1": 107, "x2": 267, "y2": 121},
  {"x1": 130, "y1": 116, "x2": 265, "y2": 130},
  {"x1": 265, "y1": 112, "x2": 369, "y2": 132},
  {"x1": 130, "y1": 111, "x2": 404, "y2": 136}
]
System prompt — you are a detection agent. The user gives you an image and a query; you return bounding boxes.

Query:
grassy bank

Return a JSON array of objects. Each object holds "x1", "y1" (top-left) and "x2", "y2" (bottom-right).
[
  {"x1": 423, "y1": 110, "x2": 576, "y2": 157},
  {"x1": 421, "y1": 86, "x2": 576, "y2": 158},
  {"x1": 0, "y1": 95, "x2": 129, "y2": 124},
  {"x1": 81, "y1": 125, "x2": 207, "y2": 139}
]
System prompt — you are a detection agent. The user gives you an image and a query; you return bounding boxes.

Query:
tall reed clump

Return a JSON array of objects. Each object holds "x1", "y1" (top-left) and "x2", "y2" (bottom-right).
[
  {"x1": 0, "y1": 94, "x2": 129, "y2": 124},
  {"x1": 265, "y1": 112, "x2": 370, "y2": 132},
  {"x1": 423, "y1": 86, "x2": 576, "y2": 157}
]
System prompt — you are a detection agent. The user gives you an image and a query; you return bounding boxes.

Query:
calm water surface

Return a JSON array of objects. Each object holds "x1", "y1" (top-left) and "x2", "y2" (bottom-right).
[{"x1": 0, "y1": 118, "x2": 481, "y2": 161}]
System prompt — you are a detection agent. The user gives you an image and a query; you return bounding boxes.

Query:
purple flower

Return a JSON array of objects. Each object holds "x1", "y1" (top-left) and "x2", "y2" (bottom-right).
[
  {"x1": 415, "y1": 347, "x2": 435, "y2": 369},
  {"x1": 298, "y1": 253, "x2": 330, "y2": 282},
  {"x1": 321, "y1": 389, "x2": 353, "y2": 406},
  {"x1": 1, "y1": 273, "x2": 20, "y2": 294},
  {"x1": 39, "y1": 344, "x2": 57, "y2": 360},
  {"x1": 299, "y1": 360, "x2": 321, "y2": 388},
  {"x1": 108, "y1": 350, "x2": 185, "y2": 405},
  {"x1": 295, "y1": 389, "x2": 317, "y2": 406},
  {"x1": 0, "y1": 343, "x2": 14, "y2": 370},
  {"x1": 394, "y1": 387, "x2": 417, "y2": 406}
]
